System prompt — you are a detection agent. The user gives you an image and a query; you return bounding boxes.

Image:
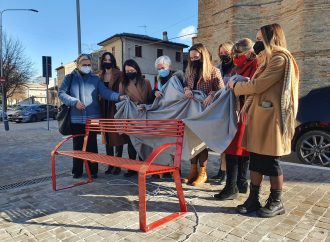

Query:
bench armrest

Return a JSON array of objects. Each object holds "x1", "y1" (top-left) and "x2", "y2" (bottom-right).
[
  {"x1": 51, "y1": 134, "x2": 85, "y2": 156},
  {"x1": 144, "y1": 143, "x2": 176, "y2": 167}
]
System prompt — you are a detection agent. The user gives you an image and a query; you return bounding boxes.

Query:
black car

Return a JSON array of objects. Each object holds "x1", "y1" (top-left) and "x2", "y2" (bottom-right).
[
  {"x1": 8, "y1": 104, "x2": 58, "y2": 123},
  {"x1": 292, "y1": 86, "x2": 330, "y2": 167}
]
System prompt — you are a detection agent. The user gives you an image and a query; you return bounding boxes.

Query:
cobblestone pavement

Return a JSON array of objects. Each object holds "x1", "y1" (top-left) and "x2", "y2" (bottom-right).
[{"x1": 1, "y1": 121, "x2": 330, "y2": 242}]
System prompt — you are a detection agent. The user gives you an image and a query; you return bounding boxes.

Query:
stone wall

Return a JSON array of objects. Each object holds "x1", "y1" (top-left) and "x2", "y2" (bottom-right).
[{"x1": 195, "y1": 0, "x2": 330, "y2": 96}]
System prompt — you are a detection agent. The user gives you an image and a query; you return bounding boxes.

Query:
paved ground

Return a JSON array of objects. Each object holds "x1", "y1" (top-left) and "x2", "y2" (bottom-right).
[{"x1": 0, "y1": 121, "x2": 330, "y2": 242}]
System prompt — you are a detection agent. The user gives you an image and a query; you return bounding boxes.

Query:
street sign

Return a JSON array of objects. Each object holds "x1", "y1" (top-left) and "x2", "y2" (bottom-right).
[
  {"x1": 0, "y1": 77, "x2": 5, "y2": 83},
  {"x1": 42, "y1": 56, "x2": 52, "y2": 80}
]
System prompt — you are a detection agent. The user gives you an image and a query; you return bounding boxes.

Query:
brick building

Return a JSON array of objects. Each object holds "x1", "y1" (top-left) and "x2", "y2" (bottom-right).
[{"x1": 195, "y1": 0, "x2": 330, "y2": 96}]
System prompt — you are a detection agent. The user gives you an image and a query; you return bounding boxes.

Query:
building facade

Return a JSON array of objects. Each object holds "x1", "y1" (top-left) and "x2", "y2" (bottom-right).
[
  {"x1": 97, "y1": 32, "x2": 188, "y2": 88},
  {"x1": 195, "y1": 0, "x2": 330, "y2": 96}
]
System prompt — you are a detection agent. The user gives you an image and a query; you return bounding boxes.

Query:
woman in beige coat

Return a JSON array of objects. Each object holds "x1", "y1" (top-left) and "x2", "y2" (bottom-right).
[{"x1": 229, "y1": 23, "x2": 299, "y2": 217}]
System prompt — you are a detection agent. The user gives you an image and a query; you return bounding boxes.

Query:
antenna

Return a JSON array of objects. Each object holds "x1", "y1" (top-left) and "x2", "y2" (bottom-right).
[{"x1": 137, "y1": 25, "x2": 147, "y2": 35}]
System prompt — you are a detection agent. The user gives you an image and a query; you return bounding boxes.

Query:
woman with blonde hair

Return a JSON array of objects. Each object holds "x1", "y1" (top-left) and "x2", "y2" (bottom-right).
[
  {"x1": 229, "y1": 23, "x2": 299, "y2": 217},
  {"x1": 183, "y1": 43, "x2": 225, "y2": 186}
]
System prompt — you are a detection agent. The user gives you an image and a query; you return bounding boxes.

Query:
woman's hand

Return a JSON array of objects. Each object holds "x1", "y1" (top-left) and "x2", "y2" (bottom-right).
[
  {"x1": 119, "y1": 95, "x2": 128, "y2": 101},
  {"x1": 155, "y1": 91, "x2": 164, "y2": 98},
  {"x1": 228, "y1": 80, "x2": 235, "y2": 89},
  {"x1": 184, "y1": 89, "x2": 193, "y2": 99},
  {"x1": 203, "y1": 94, "x2": 214, "y2": 107},
  {"x1": 75, "y1": 101, "x2": 86, "y2": 110}
]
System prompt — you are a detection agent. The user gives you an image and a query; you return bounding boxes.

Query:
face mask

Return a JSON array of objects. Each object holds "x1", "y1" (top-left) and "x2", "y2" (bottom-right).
[
  {"x1": 126, "y1": 72, "x2": 137, "y2": 80},
  {"x1": 158, "y1": 69, "x2": 170, "y2": 78},
  {"x1": 191, "y1": 59, "x2": 201, "y2": 69},
  {"x1": 219, "y1": 54, "x2": 231, "y2": 64},
  {"x1": 103, "y1": 62, "x2": 113, "y2": 70},
  {"x1": 233, "y1": 55, "x2": 248, "y2": 68},
  {"x1": 253, "y1": 41, "x2": 265, "y2": 55},
  {"x1": 79, "y1": 66, "x2": 91, "y2": 74}
]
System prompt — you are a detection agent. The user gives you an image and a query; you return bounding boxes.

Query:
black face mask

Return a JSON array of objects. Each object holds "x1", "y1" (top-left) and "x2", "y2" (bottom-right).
[
  {"x1": 103, "y1": 62, "x2": 113, "y2": 70},
  {"x1": 219, "y1": 54, "x2": 231, "y2": 64},
  {"x1": 126, "y1": 72, "x2": 137, "y2": 80},
  {"x1": 191, "y1": 60, "x2": 201, "y2": 69},
  {"x1": 253, "y1": 41, "x2": 265, "y2": 55}
]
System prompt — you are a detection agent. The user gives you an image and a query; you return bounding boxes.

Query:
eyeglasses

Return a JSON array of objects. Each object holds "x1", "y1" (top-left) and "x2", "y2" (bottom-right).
[{"x1": 81, "y1": 64, "x2": 91, "y2": 67}]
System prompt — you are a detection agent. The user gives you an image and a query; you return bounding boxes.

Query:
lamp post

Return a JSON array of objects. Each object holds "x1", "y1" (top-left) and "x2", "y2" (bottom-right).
[
  {"x1": 76, "y1": 0, "x2": 81, "y2": 55},
  {"x1": 0, "y1": 8, "x2": 38, "y2": 131}
]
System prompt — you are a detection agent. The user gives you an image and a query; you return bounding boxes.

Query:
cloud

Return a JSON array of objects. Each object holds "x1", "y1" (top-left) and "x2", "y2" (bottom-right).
[{"x1": 179, "y1": 25, "x2": 197, "y2": 40}]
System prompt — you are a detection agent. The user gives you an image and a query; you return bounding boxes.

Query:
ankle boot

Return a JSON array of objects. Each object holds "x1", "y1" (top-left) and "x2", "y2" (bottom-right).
[
  {"x1": 214, "y1": 184, "x2": 238, "y2": 200},
  {"x1": 181, "y1": 164, "x2": 198, "y2": 184},
  {"x1": 236, "y1": 184, "x2": 262, "y2": 214},
  {"x1": 192, "y1": 166, "x2": 207, "y2": 186},
  {"x1": 257, "y1": 189, "x2": 285, "y2": 218}
]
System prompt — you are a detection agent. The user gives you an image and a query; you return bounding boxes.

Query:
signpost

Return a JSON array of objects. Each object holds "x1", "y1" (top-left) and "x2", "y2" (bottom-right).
[
  {"x1": 42, "y1": 56, "x2": 52, "y2": 130},
  {"x1": 0, "y1": 77, "x2": 9, "y2": 130}
]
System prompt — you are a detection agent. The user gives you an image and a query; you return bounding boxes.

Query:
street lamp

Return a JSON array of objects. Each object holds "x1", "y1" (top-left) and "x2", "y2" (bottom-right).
[{"x1": 0, "y1": 8, "x2": 38, "y2": 131}]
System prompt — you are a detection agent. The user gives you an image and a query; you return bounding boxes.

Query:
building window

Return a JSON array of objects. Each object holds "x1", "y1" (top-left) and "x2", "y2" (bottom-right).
[
  {"x1": 135, "y1": 45, "x2": 142, "y2": 57},
  {"x1": 176, "y1": 52, "x2": 181, "y2": 62},
  {"x1": 157, "y1": 49, "x2": 163, "y2": 58},
  {"x1": 112, "y1": 46, "x2": 115, "y2": 56}
]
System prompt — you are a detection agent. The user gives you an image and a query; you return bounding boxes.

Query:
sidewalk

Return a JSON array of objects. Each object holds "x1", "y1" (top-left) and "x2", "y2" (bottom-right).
[{"x1": 1, "y1": 121, "x2": 330, "y2": 241}]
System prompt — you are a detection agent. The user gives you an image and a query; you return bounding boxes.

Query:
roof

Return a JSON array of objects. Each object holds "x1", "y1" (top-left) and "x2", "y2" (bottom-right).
[{"x1": 97, "y1": 33, "x2": 189, "y2": 48}]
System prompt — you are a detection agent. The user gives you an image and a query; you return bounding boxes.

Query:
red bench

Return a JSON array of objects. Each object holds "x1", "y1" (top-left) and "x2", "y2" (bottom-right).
[{"x1": 51, "y1": 119, "x2": 187, "y2": 232}]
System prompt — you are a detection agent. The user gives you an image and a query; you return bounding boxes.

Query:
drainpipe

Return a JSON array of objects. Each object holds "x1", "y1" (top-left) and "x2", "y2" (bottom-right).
[{"x1": 120, "y1": 37, "x2": 124, "y2": 68}]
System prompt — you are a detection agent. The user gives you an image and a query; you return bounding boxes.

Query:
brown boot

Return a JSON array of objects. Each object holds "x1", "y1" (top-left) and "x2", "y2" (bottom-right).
[
  {"x1": 192, "y1": 166, "x2": 207, "y2": 186},
  {"x1": 181, "y1": 163, "x2": 198, "y2": 184}
]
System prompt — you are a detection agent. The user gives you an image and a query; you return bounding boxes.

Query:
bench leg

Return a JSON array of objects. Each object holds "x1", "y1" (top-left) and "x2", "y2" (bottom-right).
[
  {"x1": 84, "y1": 159, "x2": 93, "y2": 182},
  {"x1": 138, "y1": 172, "x2": 147, "y2": 232},
  {"x1": 173, "y1": 168, "x2": 188, "y2": 212},
  {"x1": 51, "y1": 155, "x2": 56, "y2": 191}
]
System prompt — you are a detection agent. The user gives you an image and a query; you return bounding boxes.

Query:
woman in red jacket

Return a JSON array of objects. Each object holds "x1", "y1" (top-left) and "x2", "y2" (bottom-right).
[{"x1": 214, "y1": 38, "x2": 257, "y2": 200}]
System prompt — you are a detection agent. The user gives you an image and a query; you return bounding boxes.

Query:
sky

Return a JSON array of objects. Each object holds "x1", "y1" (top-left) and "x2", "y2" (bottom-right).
[{"x1": 1, "y1": 0, "x2": 198, "y2": 80}]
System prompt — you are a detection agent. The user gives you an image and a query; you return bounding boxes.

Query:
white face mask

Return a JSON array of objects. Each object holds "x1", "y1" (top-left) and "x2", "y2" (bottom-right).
[{"x1": 79, "y1": 66, "x2": 91, "y2": 74}]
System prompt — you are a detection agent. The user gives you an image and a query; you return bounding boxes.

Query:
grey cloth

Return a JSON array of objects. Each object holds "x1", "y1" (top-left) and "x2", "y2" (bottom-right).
[{"x1": 115, "y1": 76, "x2": 238, "y2": 162}]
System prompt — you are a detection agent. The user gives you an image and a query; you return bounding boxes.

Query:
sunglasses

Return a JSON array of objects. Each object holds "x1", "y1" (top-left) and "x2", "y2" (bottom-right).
[{"x1": 81, "y1": 64, "x2": 91, "y2": 67}]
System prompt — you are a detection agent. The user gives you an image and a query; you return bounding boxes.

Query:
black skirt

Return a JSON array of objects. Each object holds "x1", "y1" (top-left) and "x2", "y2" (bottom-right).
[{"x1": 249, "y1": 152, "x2": 283, "y2": 176}]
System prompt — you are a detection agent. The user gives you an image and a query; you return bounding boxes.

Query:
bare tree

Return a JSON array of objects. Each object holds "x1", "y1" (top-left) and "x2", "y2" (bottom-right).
[{"x1": 1, "y1": 34, "x2": 34, "y2": 109}]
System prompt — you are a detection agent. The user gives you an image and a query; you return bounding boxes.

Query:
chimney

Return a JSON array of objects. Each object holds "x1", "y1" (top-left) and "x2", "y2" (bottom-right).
[{"x1": 163, "y1": 31, "x2": 168, "y2": 41}]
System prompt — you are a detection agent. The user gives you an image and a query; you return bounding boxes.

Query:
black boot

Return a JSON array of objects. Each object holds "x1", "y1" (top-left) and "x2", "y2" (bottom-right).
[
  {"x1": 236, "y1": 184, "x2": 262, "y2": 214},
  {"x1": 257, "y1": 189, "x2": 285, "y2": 218},
  {"x1": 112, "y1": 167, "x2": 121, "y2": 175},
  {"x1": 237, "y1": 181, "x2": 248, "y2": 193},
  {"x1": 214, "y1": 155, "x2": 238, "y2": 200},
  {"x1": 105, "y1": 166, "x2": 114, "y2": 175},
  {"x1": 124, "y1": 170, "x2": 137, "y2": 177},
  {"x1": 211, "y1": 170, "x2": 226, "y2": 185},
  {"x1": 213, "y1": 185, "x2": 238, "y2": 200},
  {"x1": 237, "y1": 157, "x2": 249, "y2": 193}
]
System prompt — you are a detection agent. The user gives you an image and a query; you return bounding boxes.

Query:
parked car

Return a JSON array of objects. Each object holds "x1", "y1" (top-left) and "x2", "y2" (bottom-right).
[
  {"x1": 8, "y1": 104, "x2": 58, "y2": 123},
  {"x1": 292, "y1": 86, "x2": 330, "y2": 167}
]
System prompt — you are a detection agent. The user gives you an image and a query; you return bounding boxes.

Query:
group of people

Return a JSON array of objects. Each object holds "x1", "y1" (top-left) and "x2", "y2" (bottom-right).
[{"x1": 58, "y1": 23, "x2": 299, "y2": 218}]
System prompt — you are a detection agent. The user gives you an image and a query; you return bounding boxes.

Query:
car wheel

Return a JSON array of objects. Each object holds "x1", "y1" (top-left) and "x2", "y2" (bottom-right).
[
  {"x1": 296, "y1": 130, "x2": 330, "y2": 167},
  {"x1": 30, "y1": 115, "x2": 38, "y2": 122}
]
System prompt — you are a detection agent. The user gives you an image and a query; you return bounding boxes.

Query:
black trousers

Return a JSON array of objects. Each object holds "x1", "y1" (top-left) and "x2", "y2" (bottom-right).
[
  {"x1": 72, "y1": 123, "x2": 98, "y2": 175},
  {"x1": 225, "y1": 154, "x2": 249, "y2": 188}
]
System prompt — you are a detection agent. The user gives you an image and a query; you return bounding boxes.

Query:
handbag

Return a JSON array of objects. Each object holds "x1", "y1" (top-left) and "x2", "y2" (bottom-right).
[
  {"x1": 57, "y1": 74, "x2": 73, "y2": 135},
  {"x1": 57, "y1": 104, "x2": 72, "y2": 135}
]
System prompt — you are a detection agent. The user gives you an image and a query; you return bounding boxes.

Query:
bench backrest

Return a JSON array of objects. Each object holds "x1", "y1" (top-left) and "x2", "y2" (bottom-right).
[
  {"x1": 85, "y1": 119, "x2": 185, "y2": 137},
  {"x1": 84, "y1": 119, "x2": 185, "y2": 167}
]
